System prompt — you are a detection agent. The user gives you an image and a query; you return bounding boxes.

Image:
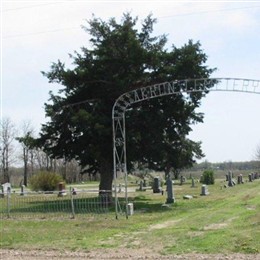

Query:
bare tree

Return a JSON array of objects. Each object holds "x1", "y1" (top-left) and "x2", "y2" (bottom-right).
[
  {"x1": 16, "y1": 121, "x2": 35, "y2": 186},
  {"x1": 33, "y1": 148, "x2": 51, "y2": 171},
  {"x1": 59, "y1": 159, "x2": 81, "y2": 183},
  {"x1": 16, "y1": 121, "x2": 83, "y2": 185},
  {"x1": 0, "y1": 117, "x2": 16, "y2": 183},
  {"x1": 255, "y1": 143, "x2": 260, "y2": 161}
]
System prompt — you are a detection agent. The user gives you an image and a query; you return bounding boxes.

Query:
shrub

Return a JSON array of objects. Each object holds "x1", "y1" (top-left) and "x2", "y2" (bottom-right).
[
  {"x1": 201, "y1": 170, "x2": 215, "y2": 185},
  {"x1": 29, "y1": 171, "x2": 64, "y2": 191}
]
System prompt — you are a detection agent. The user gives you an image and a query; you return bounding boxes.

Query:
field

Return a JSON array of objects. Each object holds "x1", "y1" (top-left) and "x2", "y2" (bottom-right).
[{"x1": 0, "y1": 176, "x2": 260, "y2": 259}]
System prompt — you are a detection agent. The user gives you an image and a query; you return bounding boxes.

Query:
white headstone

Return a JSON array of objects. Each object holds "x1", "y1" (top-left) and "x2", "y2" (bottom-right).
[
  {"x1": 200, "y1": 184, "x2": 209, "y2": 196},
  {"x1": 2, "y1": 183, "x2": 11, "y2": 194},
  {"x1": 127, "y1": 203, "x2": 134, "y2": 215}
]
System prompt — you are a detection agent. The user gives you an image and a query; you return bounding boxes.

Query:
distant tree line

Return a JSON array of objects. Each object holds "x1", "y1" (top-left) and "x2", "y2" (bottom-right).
[
  {"x1": 190, "y1": 160, "x2": 260, "y2": 172},
  {"x1": 0, "y1": 117, "x2": 94, "y2": 186},
  {"x1": 1, "y1": 116, "x2": 259, "y2": 186}
]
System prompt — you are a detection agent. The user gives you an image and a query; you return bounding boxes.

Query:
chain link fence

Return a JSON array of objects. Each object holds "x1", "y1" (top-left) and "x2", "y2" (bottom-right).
[{"x1": 0, "y1": 188, "x2": 113, "y2": 219}]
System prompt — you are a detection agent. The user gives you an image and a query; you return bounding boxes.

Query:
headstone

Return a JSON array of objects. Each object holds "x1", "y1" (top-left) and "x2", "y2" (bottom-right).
[
  {"x1": 139, "y1": 180, "x2": 144, "y2": 191},
  {"x1": 143, "y1": 179, "x2": 147, "y2": 187},
  {"x1": 227, "y1": 171, "x2": 235, "y2": 187},
  {"x1": 2, "y1": 183, "x2": 11, "y2": 194},
  {"x1": 6, "y1": 186, "x2": 11, "y2": 202},
  {"x1": 127, "y1": 203, "x2": 134, "y2": 215},
  {"x1": 20, "y1": 185, "x2": 26, "y2": 196},
  {"x1": 183, "y1": 195, "x2": 193, "y2": 199},
  {"x1": 225, "y1": 174, "x2": 229, "y2": 181},
  {"x1": 161, "y1": 204, "x2": 171, "y2": 209},
  {"x1": 72, "y1": 188, "x2": 77, "y2": 195},
  {"x1": 237, "y1": 174, "x2": 244, "y2": 184},
  {"x1": 180, "y1": 175, "x2": 186, "y2": 185},
  {"x1": 191, "y1": 177, "x2": 195, "y2": 188},
  {"x1": 165, "y1": 178, "x2": 175, "y2": 204},
  {"x1": 200, "y1": 184, "x2": 209, "y2": 196},
  {"x1": 58, "y1": 182, "x2": 67, "y2": 197},
  {"x1": 180, "y1": 176, "x2": 183, "y2": 185},
  {"x1": 136, "y1": 180, "x2": 146, "y2": 192},
  {"x1": 153, "y1": 177, "x2": 162, "y2": 193},
  {"x1": 248, "y1": 173, "x2": 253, "y2": 182}
]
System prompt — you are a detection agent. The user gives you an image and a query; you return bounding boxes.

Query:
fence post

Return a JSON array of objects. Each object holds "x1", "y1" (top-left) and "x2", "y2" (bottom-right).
[
  {"x1": 7, "y1": 187, "x2": 11, "y2": 218},
  {"x1": 70, "y1": 187, "x2": 75, "y2": 219}
]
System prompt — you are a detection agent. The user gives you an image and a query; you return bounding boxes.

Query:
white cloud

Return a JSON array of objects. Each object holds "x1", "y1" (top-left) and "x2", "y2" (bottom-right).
[{"x1": 220, "y1": 9, "x2": 258, "y2": 33}]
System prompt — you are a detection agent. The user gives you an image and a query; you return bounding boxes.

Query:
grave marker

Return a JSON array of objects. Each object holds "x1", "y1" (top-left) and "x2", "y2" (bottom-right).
[
  {"x1": 58, "y1": 182, "x2": 67, "y2": 197},
  {"x1": 227, "y1": 171, "x2": 235, "y2": 187},
  {"x1": 165, "y1": 178, "x2": 175, "y2": 204},
  {"x1": 139, "y1": 180, "x2": 144, "y2": 191},
  {"x1": 183, "y1": 195, "x2": 193, "y2": 199},
  {"x1": 137, "y1": 180, "x2": 146, "y2": 192},
  {"x1": 191, "y1": 177, "x2": 195, "y2": 188},
  {"x1": 180, "y1": 175, "x2": 186, "y2": 185},
  {"x1": 1, "y1": 183, "x2": 11, "y2": 197},
  {"x1": 237, "y1": 174, "x2": 244, "y2": 184},
  {"x1": 72, "y1": 188, "x2": 77, "y2": 195},
  {"x1": 200, "y1": 184, "x2": 209, "y2": 196},
  {"x1": 153, "y1": 177, "x2": 162, "y2": 193},
  {"x1": 20, "y1": 185, "x2": 26, "y2": 196},
  {"x1": 127, "y1": 203, "x2": 134, "y2": 215}
]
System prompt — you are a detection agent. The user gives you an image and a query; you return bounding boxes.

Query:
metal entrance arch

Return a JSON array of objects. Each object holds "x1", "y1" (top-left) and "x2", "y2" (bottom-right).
[{"x1": 112, "y1": 78, "x2": 260, "y2": 218}]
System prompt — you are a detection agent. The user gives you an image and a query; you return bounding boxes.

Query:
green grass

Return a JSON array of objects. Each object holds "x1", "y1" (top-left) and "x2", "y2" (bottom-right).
[{"x1": 0, "y1": 179, "x2": 259, "y2": 255}]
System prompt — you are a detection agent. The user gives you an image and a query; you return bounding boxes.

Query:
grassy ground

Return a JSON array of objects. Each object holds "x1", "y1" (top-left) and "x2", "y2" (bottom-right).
[{"x1": 0, "y1": 178, "x2": 259, "y2": 256}]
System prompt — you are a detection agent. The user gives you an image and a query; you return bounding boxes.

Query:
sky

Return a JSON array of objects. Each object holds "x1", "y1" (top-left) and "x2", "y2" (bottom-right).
[{"x1": 1, "y1": 0, "x2": 260, "y2": 164}]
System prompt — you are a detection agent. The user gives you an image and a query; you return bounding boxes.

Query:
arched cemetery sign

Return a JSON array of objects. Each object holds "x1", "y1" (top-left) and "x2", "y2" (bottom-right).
[{"x1": 112, "y1": 78, "x2": 260, "y2": 217}]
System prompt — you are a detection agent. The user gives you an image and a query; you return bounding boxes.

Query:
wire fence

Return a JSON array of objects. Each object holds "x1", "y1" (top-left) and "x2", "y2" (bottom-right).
[{"x1": 0, "y1": 188, "x2": 115, "y2": 219}]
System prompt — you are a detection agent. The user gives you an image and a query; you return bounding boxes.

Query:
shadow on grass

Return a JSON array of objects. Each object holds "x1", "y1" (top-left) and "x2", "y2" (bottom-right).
[
  {"x1": 0, "y1": 195, "x2": 113, "y2": 216},
  {"x1": 0, "y1": 192, "x2": 198, "y2": 216},
  {"x1": 126, "y1": 195, "x2": 177, "y2": 213}
]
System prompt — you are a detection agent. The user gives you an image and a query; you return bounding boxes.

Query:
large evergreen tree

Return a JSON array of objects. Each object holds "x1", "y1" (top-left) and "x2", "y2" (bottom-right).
[{"x1": 39, "y1": 13, "x2": 216, "y2": 194}]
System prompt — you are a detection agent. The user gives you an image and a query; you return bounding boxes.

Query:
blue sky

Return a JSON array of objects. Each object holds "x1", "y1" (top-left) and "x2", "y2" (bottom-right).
[{"x1": 1, "y1": 1, "x2": 260, "y2": 163}]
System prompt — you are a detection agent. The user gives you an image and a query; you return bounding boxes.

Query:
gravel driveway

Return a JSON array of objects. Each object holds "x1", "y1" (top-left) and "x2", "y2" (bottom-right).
[{"x1": 1, "y1": 249, "x2": 260, "y2": 260}]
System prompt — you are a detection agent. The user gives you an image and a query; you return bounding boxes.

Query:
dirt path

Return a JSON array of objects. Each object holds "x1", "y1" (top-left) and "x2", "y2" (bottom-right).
[{"x1": 1, "y1": 249, "x2": 260, "y2": 260}]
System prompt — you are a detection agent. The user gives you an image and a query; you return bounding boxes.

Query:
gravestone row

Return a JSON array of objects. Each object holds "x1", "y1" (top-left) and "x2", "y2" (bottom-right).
[
  {"x1": 151, "y1": 177, "x2": 210, "y2": 205},
  {"x1": 225, "y1": 171, "x2": 259, "y2": 186},
  {"x1": 248, "y1": 172, "x2": 259, "y2": 182},
  {"x1": 0, "y1": 182, "x2": 69, "y2": 197}
]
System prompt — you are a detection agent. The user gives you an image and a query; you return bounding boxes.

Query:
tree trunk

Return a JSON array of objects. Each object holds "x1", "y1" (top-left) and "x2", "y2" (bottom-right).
[
  {"x1": 3, "y1": 169, "x2": 10, "y2": 183},
  {"x1": 99, "y1": 159, "x2": 113, "y2": 204},
  {"x1": 30, "y1": 151, "x2": 34, "y2": 176},
  {"x1": 23, "y1": 147, "x2": 28, "y2": 186},
  {"x1": 173, "y1": 169, "x2": 180, "y2": 180},
  {"x1": 24, "y1": 161, "x2": 28, "y2": 186},
  {"x1": 164, "y1": 164, "x2": 171, "y2": 179}
]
